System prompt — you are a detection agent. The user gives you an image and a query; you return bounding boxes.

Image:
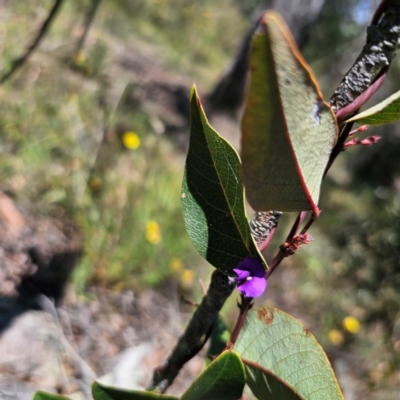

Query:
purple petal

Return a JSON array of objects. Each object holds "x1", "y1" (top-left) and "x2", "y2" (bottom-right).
[
  {"x1": 237, "y1": 276, "x2": 267, "y2": 298},
  {"x1": 235, "y1": 256, "x2": 265, "y2": 278},
  {"x1": 233, "y1": 268, "x2": 250, "y2": 280}
]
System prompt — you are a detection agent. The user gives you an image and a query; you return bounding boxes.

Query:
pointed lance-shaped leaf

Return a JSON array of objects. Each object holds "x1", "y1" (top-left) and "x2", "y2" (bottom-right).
[
  {"x1": 241, "y1": 11, "x2": 338, "y2": 213},
  {"x1": 181, "y1": 351, "x2": 245, "y2": 400},
  {"x1": 181, "y1": 86, "x2": 266, "y2": 275},
  {"x1": 92, "y1": 382, "x2": 179, "y2": 400},
  {"x1": 33, "y1": 392, "x2": 73, "y2": 400},
  {"x1": 233, "y1": 307, "x2": 344, "y2": 400},
  {"x1": 345, "y1": 89, "x2": 400, "y2": 126}
]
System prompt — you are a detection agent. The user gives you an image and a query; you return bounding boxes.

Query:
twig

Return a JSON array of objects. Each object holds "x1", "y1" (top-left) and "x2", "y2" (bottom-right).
[
  {"x1": 225, "y1": 296, "x2": 253, "y2": 349},
  {"x1": 330, "y1": 0, "x2": 400, "y2": 113},
  {"x1": 74, "y1": 0, "x2": 103, "y2": 57},
  {"x1": 0, "y1": 0, "x2": 64, "y2": 84},
  {"x1": 250, "y1": 211, "x2": 282, "y2": 250}
]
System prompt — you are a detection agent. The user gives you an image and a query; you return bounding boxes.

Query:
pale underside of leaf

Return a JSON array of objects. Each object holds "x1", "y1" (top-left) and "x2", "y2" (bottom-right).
[
  {"x1": 242, "y1": 360, "x2": 304, "y2": 400},
  {"x1": 345, "y1": 89, "x2": 400, "y2": 125},
  {"x1": 182, "y1": 87, "x2": 265, "y2": 274},
  {"x1": 233, "y1": 307, "x2": 344, "y2": 400},
  {"x1": 241, "y1": 11, "x2": 337, "y2": 213}
]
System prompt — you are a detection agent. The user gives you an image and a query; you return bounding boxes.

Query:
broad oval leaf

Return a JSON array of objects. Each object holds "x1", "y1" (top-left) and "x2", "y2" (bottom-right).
[
  {"x1": 244, "y1": 365, "x2": 303, "y2": 400},
  {"x1": 181, "y1": 351, "x2": 245, "y2": 400},
  {"x1": 92, "y1": 382, "x2": 178, "y2": 400},
  {"x1": 241, "y1": 11, "x2": 338, "y2": 213},
  {"x1": 182, "y1": 86, "x2": 266, "y2": 274},
  {"x1": 233, "y1": 307, "x2": 344, "y2": 400},
  {"x1": 345, "y1": 89, "x2": 400, "y2": 125},
  {"x1": 33, "y1": 392, "x2": 72, "y2": 400}
]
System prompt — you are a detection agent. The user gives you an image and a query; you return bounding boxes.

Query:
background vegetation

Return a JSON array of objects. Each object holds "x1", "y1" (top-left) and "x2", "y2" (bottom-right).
[{"x1": 0, "y1": 0, "x2": 399, "y2": 398}]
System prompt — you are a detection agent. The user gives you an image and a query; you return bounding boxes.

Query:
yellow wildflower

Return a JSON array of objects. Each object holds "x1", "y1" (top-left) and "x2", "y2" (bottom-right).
[
  {"x1": 74, "y1": 51, "x2": 86, "y2": 66},
  {"x1": 146, "y1": 221, "x2": 161, "y2": 244},
  {"x1": 170, "y1": 258, "x2": 183, "y2": 273},
  {"x1": 122, "y1": 132, "x2": 141, "y2": 150},
  {"x1": 180, "y1": 269, "x2": 194, "y2": 289},
  {"x1": 328, "y1": 329, "x2": 344, "y2": 346},
  {"x1": 88, "y1": 176, "x2": 102, "y2": 191},
  {"x1": 343, "y1": 316, "x2": 360, "y2": 334}
]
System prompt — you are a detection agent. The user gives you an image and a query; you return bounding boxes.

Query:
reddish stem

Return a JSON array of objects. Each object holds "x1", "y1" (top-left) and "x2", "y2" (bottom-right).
[
  {"x1": 258, "y1": 226, "x2": 277, "y2": 252},
  {"x1": 371, "y1": 0, "x2": 391, "y2": 25},
  {"x1": 265, "y1": 248, "x2": 286, "y2": 279},
  {"x1": 300, "y1": 211, "x2": 319, "y2": 235},
  {"x1": 286, "y1": 211, "x2": 307, "y2": 242},
  {"x1": 335, "y1": 70, "x2": 388, "y2": 121},
  {"x1": 226, "y1": 296, "x2": 253, "y2": 348}
]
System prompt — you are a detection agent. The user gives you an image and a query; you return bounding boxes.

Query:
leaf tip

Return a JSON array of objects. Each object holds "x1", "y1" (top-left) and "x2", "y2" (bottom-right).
[{"x1": 190, "y1": 84, "x2": 197, "y2": 99}]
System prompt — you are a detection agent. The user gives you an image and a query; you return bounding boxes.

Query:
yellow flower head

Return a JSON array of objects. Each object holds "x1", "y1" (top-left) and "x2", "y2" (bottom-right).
[
  {"x1": 88, "y1": 176, "x2": 102, "y2": 190},
  {"x1": 180, "y1": 269, "x2": 194, "y2": 289},
  {"x1": 122, "y1": 131, "x2": 141, "y2": 150},
  {"x1": 328, "y1": 329, "x2": 344, "y2": 346},
  {"x1": 146, "y1": 220, "x2": 161, "y2": 244},
  {"x1": 170, "y1": 258, "x2": 183, "y2": 273},
  {"x1": 74, "y1": 51, "x2": 86, "y2": 66},
  {"x1": 343, "y1": 316, "x2": 360, "y2": 334}
]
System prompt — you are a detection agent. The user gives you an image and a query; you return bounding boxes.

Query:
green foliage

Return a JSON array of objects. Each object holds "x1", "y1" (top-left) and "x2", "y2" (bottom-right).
[
  {"x1": 108, "y1": 0, "x2": 247, "y2": 80},
  {"x1": 181, "y1": 86, "x2": 265, "y2": 275},
  {"x1": 233, "y1": 307, "x2": 344, "y2": 400},
  {"x1": 92, "y1": 382, "x2": 179, "y2": 399},
  {"x1": 0, "y1": 0, "x2": 251, "y2": 293},
  {"x1": 244, "y1": 367, "x2": 303, "y2": 400},
  {"x1": 2, "y1": 2, "x2": 400, "y2": 399},
  {"x1": 92, "y1": 351, "x2": 245, "y2": 400},
  {"x1": 181, "y1": 351, "x2": 245, "y2": 400},
  {"x1": 241, "y1": 11, "x2": 337, "y2": 213},
  {"x1": 346, "y1": 89, "x2": 400, "y2": 125},
  {"x1": 93, "y1": 382, "x2": 179, "y2": 399},
  {"x1": 32, "y1": 391, "x2": 72, "y2": 400},
  {"x1": 205, "y1": 314, "x2": 230, "y2": 366}
]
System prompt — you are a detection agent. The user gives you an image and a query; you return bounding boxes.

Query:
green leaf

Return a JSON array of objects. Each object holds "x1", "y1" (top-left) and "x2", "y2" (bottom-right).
[
  {"x1": 233, "y1": 307, "x2": 344, "y2": 400},
  {"x1": 345, "y1": 89, "x2": 400, "y2": 125},
  {"x1": 205, "y1": 314, "x2": 231, "y2": 366},
  {"x1": 93, "y1": 352, "x2": 245, "y2": 400},
  {"x1": 181, "y1": 86, "x2": 266, "y2": 274},
  {"x1": 92, "y1": 382, "x2": 179, "y2": 400},
  {"x1": 244, "y1": 365, "x2": 303, "y2": 400},
  {"x1": 181, "y1": 351, "x2": 245, "y2": 400},
  {"x1": 33, "y1": 392, "x2": 72, "y2": 400},
  {"x1": 241, "y1": 11, "x2": 337, "y2": 214}
]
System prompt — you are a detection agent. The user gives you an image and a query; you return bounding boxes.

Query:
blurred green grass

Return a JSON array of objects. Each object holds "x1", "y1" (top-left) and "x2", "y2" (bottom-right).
[{"x1": 0, "y1": 0, "x2": 249, "y2": 293}]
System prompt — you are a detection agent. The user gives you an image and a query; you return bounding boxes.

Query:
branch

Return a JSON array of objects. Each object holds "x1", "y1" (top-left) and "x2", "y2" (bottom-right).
[
  {"x1": 148, "y1": 270, "x2": 235, "y2": 393},
  {"x1": 0, "y1": 0, "x2": 65, "y2": 84},
  {"x1": 74, "y1": 0, "x2": 102, "y2": 57},
  {"x1": 250, "y1": 211, "x2": 282, "y2": 251},
  {"x1": 330, "y1": 0, "x2": 400, "y2": 113},
  {"x1": 327, "y1": 0, "x2": 400, "y2": 175}
]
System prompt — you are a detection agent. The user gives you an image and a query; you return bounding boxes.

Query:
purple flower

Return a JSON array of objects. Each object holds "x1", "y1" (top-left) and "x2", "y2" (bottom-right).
[{"x1": 233, "y1": 256, "x2": 267, "y2": 298}]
